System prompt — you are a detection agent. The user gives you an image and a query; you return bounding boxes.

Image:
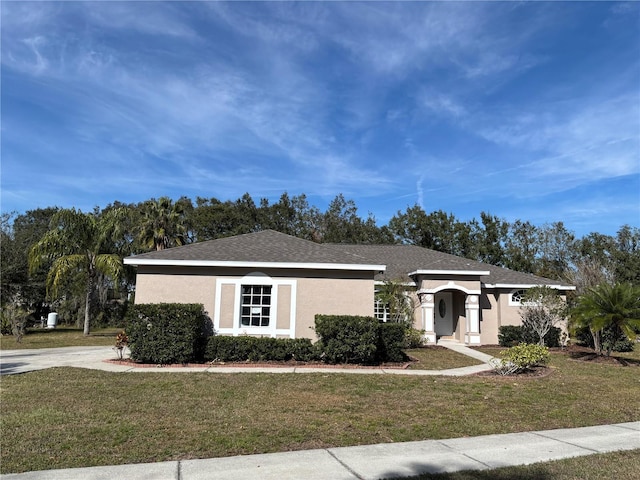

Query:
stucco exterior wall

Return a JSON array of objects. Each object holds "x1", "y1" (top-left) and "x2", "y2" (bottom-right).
[
  {"x1": 295, "y1": 275, "x2": 374, "y2": 339},
  {"x1": 133, "y1": 266, "x2": 375, "y2": 340},
  {"x1": 417, "y1": 277, "x2": 481, "y2": 293},
  {"x1": 134, "y1": 270, "x2": 216, "y2": 317}
]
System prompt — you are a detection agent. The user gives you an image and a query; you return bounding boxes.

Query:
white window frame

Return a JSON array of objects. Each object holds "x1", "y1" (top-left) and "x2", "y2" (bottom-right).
[
  {"x1": 374, "y1": 297, "x2": 390, "y2": 322},
  {"x1": 240, "y1": 284, "x2": 272, "y2": 328},
  {"x1": 214, "y1": 272, "x2": 297, "y2": 338},
  {"x1": 509, "y1": 289, "x2": 526, "y2": 306}
]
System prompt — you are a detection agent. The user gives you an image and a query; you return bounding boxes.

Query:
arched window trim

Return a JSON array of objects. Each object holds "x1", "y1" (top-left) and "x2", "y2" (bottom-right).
[{"x1": 509, "y1": 289, "x2": 526, "y2": 306}]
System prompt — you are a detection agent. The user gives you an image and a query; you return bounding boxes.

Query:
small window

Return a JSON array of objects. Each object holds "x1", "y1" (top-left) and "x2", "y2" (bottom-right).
[
  {"x1": 510, "y1": 289, "x2": 526, "y2": 306},
  {"x1": 438, "y1": 298, "x2": 447, "y2": 318},
  {"x1": 240, "y1": 285, "x2": 272, "y2": 327}
]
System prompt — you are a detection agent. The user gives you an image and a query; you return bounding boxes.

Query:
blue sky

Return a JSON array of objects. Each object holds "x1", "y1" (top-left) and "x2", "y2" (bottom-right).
[{"x1": 2, "y1": 1, "x2": 639, "y2": 237}]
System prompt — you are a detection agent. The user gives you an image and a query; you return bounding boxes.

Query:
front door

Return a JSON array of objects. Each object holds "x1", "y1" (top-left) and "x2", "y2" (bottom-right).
[{"x1": 434, "y1": 292, "x2": 453, "y2": 337}]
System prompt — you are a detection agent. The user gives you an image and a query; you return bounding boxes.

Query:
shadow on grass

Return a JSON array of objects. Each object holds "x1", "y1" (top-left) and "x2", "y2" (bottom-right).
[
  {"x1": 381, "y1": 462, "x2": 553, "y2": 480},
  {"x1": 568, "y1": 350, "x2": 640, "y2": 366}
]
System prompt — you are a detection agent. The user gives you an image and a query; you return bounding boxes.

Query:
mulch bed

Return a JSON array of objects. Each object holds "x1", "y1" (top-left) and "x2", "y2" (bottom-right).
[
  {"x1": 474, "y1": 365, "x2": 554, "y2": 379},
  {"x1": 105, "y1": 358, "x2": 413, "y2": 369},
  {"x1": 563, "y1": 345, "x2": 640, "y2": 367}
]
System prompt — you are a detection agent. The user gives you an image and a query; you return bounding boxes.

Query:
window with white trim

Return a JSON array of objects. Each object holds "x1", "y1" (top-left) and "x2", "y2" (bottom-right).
[
  {"x1": 374, "y1": 298, "x2": 390, "y2": 322},
  {"x1": 240, "y1": 285, "x2": 272, "y2": 327},
  {"x1": 509, "y1": 289, "x2": 526, "y2": 306}
]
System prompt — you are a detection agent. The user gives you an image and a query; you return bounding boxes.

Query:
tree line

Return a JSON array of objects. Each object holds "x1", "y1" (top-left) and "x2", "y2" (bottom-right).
[{"x1": 1, "y1": 192, "x2": 638, "y2": 334}]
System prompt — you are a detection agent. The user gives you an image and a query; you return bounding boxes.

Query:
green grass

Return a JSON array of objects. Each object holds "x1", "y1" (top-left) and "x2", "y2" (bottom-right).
[
  {"x1": 406, "y1": 346, "x2": 483, "y2": 369},
  {"x1": 1, "y1": 348, "x2": 638, "y2": 474},
  {"x1": 0, "y1": 327, "x2": 123, "y2": 350},
  {"x1": 399, "y1": 449, "x2": 640, "y2": 480}
]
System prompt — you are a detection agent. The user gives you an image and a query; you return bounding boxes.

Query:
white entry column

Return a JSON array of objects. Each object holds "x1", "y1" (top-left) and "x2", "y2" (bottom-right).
[
  {"x1": 419, "y1": 293, "x2": 436, "y2": 344},
  {"x1": 465, "y1": 295, "x2": 481, "y2": 345}
]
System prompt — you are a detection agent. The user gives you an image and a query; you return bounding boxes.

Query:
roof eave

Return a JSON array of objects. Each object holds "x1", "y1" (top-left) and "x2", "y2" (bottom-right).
[
  {"x1": 409, "y1": 269, "x2": 491, "y2": 277},
  {"x1": 124, "y1": 258, "x2": 386, "y2": 272},
  {"x1": 484, "y1": 283, "x2": 576, "y2": 290}
]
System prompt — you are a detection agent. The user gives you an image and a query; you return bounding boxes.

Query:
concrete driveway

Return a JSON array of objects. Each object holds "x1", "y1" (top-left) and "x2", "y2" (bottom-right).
[{"x1": 0, "y1": 346, "x2": 129, "y2": 375}]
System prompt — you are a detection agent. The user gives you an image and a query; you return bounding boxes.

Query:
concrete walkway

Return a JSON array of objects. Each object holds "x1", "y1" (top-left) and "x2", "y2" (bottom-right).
[
  {"x1": 2, "y1": 422, "x2": 639, "y2": 479},
  {"x1": 0, "y1": 342, "x2": 495, "y2": 376}
]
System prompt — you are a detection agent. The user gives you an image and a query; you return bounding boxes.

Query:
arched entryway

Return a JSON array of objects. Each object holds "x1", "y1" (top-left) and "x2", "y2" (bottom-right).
[{"x1": 416, "y1": 279, "x2": 483, "y2": 345}]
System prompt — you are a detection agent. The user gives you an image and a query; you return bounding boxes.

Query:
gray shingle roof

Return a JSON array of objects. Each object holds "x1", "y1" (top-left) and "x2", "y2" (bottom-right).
[
  {"x1": 125, "y1": 230, "x2": 572, "y2": 288},
  {"x1": 334, "y1": 244, "x2": 570, "y2": 287},
  {"x1": 125, "y1": 230, "x2": 380, "y2": 267}
]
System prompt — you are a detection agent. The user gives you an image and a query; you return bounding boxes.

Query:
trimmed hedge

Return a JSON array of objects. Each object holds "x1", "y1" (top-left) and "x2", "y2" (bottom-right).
[
  {"x1": 205, "y1": 336, "x2": 317, "y2": 362},
  {"x1": 498, "y1": 325, "x2": 561, "y2": 347},
  {"x1": 378, "y1": 322, "x2": 406, "y2": 363},
  {"x1": 314, "y1": 315, "x2": 407, "y2": 364},
  {"x1": 126, "y1": 303, "x2": 211, "y2": 364},
  {"x1": 315, "y1": 315, "x2": 380, "y2": 364}
]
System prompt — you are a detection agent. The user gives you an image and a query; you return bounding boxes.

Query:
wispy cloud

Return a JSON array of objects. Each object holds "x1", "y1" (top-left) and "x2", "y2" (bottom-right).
[{"x1": 1, "y1": 1, "x2": 637, "y2": 235}]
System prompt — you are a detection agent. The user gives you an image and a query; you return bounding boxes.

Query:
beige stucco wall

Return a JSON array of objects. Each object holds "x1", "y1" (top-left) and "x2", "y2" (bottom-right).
[
  {"x1": 295, "y1": 275, "x2": 374, "y2": 339},
  {"x1": 134, "y1": 270, "x2": 216, "y2": 317},
  {"x1": 133, "y1": 265, "x2": 374, "y2": 340}
]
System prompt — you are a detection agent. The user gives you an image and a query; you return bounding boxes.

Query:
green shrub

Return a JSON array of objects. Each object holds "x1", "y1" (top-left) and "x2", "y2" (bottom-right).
[
  {"x1": 314, "y1": 315, "x2": 379, "y2": 364},
  {"x1": 498, "y1": 325, "x2": 523, "y2": 347},
  {"x1": 205, "y1": 336, "x2": 316, "y2": 362},
  {"x1": 574, "y1": 325, "x2": 635, "y2": 353},
  {"x1": 498, "y1": 325, "x2": 561, "y2": 347},
  {"x1": 602, "y1": 325, "x2": 635, "y2": 353},
  {"x1": 126, "y1": 303, "x2": 211, "y2": 364},
  {"x1": 404, "y1": 328, "x2": 427, "y2": 348},
  {"x1": 500, "y1": 343, "x2": 549, "y2": 370},
  {"x1": 378, "y1": 322, "x2": 407, "y2": 363}
]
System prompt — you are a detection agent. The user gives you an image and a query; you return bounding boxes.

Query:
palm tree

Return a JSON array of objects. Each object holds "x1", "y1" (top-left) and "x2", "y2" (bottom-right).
[
  {"x1": 138, "y1": 197, "x2": 189, "y2": 251},
  {"x1": 28, "y1": 208, "x2": 125, "y2": 335},
  {"x1": 571, "y1": 283, "x2": 640, "y2": 355}
]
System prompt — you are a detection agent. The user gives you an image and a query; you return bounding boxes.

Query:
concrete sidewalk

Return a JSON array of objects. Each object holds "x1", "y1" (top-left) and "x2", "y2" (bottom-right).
[{"x1": 2, "y1": 422, "x2": 639, "y2": 479}]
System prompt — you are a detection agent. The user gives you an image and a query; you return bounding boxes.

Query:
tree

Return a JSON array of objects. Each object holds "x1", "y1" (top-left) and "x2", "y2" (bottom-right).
[
  {"x1": 504, "y1": 220, "x2": 539, "y2": 274},
  {"x1": 375, "y1": 279, "x2": 417, "y2": 326},
  {"x1": 388, "y1": 205, "x2": 471, "y2": 255},
  {"x1": 473, "y1": 212, "x2": 508, "y2": 266},
  {"x1": 28, "y1": 208, "x2": 125, "y2": 335},
  {"x1": 612, "y1": 225, "x2": 640, "y2": 285},
  {"x1": 257, "y1": 193, "x2": 322, "y2": 240},
  {"x1": 318, "y1": 194, "x2": 393, "y2": 244},
  {"x1": 519, "y1": 286, "x2": 567, "y2": 346},
  {"x1": 138, "y1": 196, "x2": 190, "y2": 251},
  {"x1": 1, "y1": 208, "x2": 60, "y2": 319},
  {"x1": 571, "y1": 283, "x2": 640, "y2": 355},
  {"x1": 536, "y1": 222, "x2": 575, "y2": 281},
  {"x1": 189, "y1": 193, "x2": 259, "y2": 241}
]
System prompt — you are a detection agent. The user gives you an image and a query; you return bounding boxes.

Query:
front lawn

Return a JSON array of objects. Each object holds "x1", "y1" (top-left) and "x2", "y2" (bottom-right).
[
  {"x1": 0, "y1": 327, "x2": 122, "y2": 350},
  {"x1": 1, "y1": 348, "x2": 638, "y2": 474},
  {"x1": 406, "y1": 346, "x2": 483, "y2": 370}
]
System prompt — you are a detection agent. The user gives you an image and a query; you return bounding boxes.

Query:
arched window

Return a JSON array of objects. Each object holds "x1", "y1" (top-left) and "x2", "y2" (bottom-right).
[{"x1": 509, "y1": 289, "x2": 526, "y2": 306}]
